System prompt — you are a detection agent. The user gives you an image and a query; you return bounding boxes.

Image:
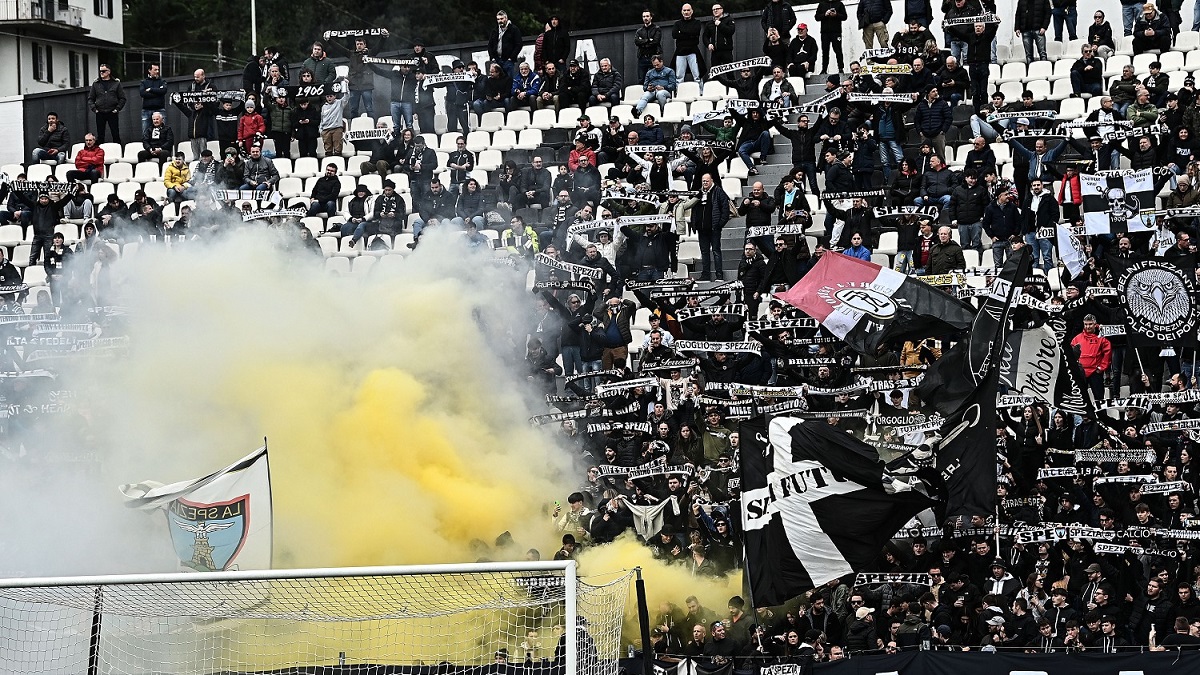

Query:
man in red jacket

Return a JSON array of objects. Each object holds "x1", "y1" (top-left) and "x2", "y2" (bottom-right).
[
  {"x1": 65, "y1": 134, "x2": 105, "y2": 183},
  {"x1": 1071, "y1": 314, "x2": 1112, "y2": 402}
]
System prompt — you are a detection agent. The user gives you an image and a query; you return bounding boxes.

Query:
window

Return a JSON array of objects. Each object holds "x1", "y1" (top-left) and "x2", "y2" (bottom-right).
[
  {"x1": 69, "y1": 51, "x2": 88, "y2": 88},
  {"x1": 93, "y1": 0, "x2": 112, "y2": 18},
  {"x1": 32, "y1": 43, "x2": 53, "y2": 83}
]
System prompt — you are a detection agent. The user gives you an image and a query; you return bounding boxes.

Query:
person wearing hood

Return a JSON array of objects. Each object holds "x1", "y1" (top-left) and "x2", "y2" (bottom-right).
[
  {"x1": 985, "y1": 559, "x2": 1021, "y2": 599},
  {"x1": 339, "y1": 184, "x2": 376, "y2": 246}
]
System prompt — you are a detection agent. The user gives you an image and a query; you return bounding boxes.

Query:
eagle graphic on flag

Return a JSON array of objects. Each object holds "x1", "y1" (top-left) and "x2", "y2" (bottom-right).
[{"x1": 1080, "y1": 169, "x2": 1156, "y2": 235}]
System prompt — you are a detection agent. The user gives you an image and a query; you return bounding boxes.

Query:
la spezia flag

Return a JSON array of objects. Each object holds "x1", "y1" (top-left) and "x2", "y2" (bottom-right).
[
  {"x1": 1080, "y1": 169, "x2": 1156, "y2": 235},
  {"x1": 1109, "y1": 256, "x2": 1198, "y2": 349},
  {"x1": 120, "y1": 446, "x2": 272, "y2": 572},
  {"x1": 739, "y1": 416, "x2": 933, "y2": 606},
  {"x1": 777, "y1": 253, "x2": 974, "y2": 356}
]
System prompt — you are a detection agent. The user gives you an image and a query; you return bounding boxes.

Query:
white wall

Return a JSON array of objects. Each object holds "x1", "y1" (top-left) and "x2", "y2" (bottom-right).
[{"x1": 0, "y1": 95, "x2": 26, "y2": 166}]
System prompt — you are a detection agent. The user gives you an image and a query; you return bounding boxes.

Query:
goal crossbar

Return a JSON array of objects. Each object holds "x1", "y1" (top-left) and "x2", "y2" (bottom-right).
[{"x1": 0, "y1": 561, "x2": 600, "y2": 675}]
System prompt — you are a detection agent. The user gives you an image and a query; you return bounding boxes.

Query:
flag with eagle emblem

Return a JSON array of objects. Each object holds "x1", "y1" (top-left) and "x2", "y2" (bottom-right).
[
  {"x1": 1107, "y1": 256, "x2": 1198, "y2": 349},
  {"x1": 1080, "y1": 169, "x2": 1156, "y2": 235}
]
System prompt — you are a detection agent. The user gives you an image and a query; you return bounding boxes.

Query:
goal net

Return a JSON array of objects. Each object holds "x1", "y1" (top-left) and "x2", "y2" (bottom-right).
[{"x1": 0, "y1": 561, "x2": 632, "y2": 675}]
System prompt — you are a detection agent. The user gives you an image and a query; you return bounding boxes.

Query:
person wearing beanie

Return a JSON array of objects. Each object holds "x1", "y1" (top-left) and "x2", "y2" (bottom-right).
[{"x1": 237, "y1": 98, "x2": 266, "y2": 152}]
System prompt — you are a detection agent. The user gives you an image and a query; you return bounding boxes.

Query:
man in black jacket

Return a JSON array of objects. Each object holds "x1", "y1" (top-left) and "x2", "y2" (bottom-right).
[
  {"x1": 488, "y1": 10, "x2": 524, "y2": 80},
  {"x1": 621, "y1": 219, "x2": 672, "y2": 282},
  {"x1": 1016, "y1": 0, "x2": 1052, "y2": 62},
  {"x1": 14, "y1": 188, "x2": 72, "y2": 267},
  {"x1": 1021, "y1": 179, "x2": 1059, "y2": 271},
  {"x1": 634, "y1": 10, "x2": 662, "y2": 83},
  {"x1": 88, "y1": 64, "x2": 125, "y2": 145},
  {"x1": 703, "y1": 4, "x2": 736, "y2": 71},
  {"x1": 950, "y1": 171, "x2": 988, "y2": 256},
  {"x1": 738, "y1": 181, "x2": 775, "y2": 253},
  {"x1": 673, "y1": 4, "x2": 704, "y2": 93}
]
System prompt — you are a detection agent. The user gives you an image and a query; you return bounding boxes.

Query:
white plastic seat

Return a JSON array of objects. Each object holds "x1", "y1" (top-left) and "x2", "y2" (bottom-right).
[
  {"x1": 1025, "y1": 80, "x2": 1051, "y2": 102},
  {"x1": 133, "y1": 162, "x2": 161, "y2": 182},
  {"x1": 121, "y1": 142, "x2": 142, "y2": 163},
  {"x1": 278, "y1": 176, "x2": 305, "y2": 199},
  {"x1": 324, "y1": 257, "x2": 351, "y2": 275},
  {"x1": 26, "y1": 165, "x2": 52, "y2": 182},
  {"x1": 623, "y1": 84, "x2": 644, "y2": 103},
  {"x1": 514, "y1": 128, "x2": 543, "y2": 150},
  {"x1": 1024, "y1": 61, "x2": 1053, "y2": 83},
  {"x1": 478, "y1": 111, "x2": 505, "y2": 132},
  {"x1": 90, "y1": 182, "x2": 114, "y2": 203},
  {"x1": 998, "y1": 81, "x2": 1024, "y2": 102},
  {"x1": 476, "y1": 149, "x2": 503, "y2": 172},
  {"x1": 438, "y1": 133, "x2": 464, "y2": 152},
  {"x1": 1103, "y1": 54, "x2": 1132, "y2": 78},
  {"x1": 876, "y1": 231, "x2": 898, "y2": 255},
  {"x1": 697, "y1": 83, "x2": 727, "y2": 102},
  {"x1": 660, "y1": 101, "x2": 689, "y2": 123},
  {"x1": 689, "y1": 100, "x2": 715, "y2": 117},
  {"x1": 491, "y1": 129, "x2": 517, "y2": 151},
  {"x1": 529, "y1": 108, "x2": 557, "y2": 130},
  {"x1": 610, "y1": 104, "x2": 635, "y2": 125},
  {"x1": 22, "y1": 265, "x2": 47, "y2": 287},
  {"x1": 1160, "y1": 50, "x2": 1185, "y2": 73},
  {"x1": 351, "y1": 255, "x2": 377, "y2": 275},
  {"x1": 1049, "y1": 59, "x2": 1074, "y2": 82},
  {"x1": 503, "y1": 110, "x2": 531, "y2": 131},
  {"x1": 292, "y1": 157, "x2": 319, "y2": 179},
  {"x1": 115, "y1": 181, "x2": 141, "y2": 203},
  {"x1": 996, "y1": 62, "x2": 1027, "y2": 84},
  {"x1": 10, "y1": 244, "x2": 31, "y2": 268},
  {"x1": 465, "y1": 130, "x2": 491, "y2": 153},
  {"x1": 675, "y1": 81, "x2": 701, "y2": 103},
  {"x1": 584, "y1": 105, "x2": 610, "y2": 123},
  {"x1": 639, "y1": 103, "x2": 662, "y2": 121},
  {"x1": 555, "y1": 107, "x2": 582, "y2": 129},
  {"x1": 1048, "y1": 78, "x2": 1073, "y2": 101},
  {"x1": 142, "y1": 182, "x2": 167, "y2": 202},
  {"x1": 349, "y1": 116, "x2": 374, "y2": 132},
  {"x1": 1057, "y1": 97, "x2": 1086, "y2": 120},
  {"x1": 0, "y1": 225, "x2": 23, "y2": 247},
  {"x1": 99, "y1": 143, "x2": 121, "y2": 164}
]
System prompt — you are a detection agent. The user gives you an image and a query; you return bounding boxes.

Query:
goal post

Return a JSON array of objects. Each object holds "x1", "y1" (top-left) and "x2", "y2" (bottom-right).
[{"x1": 0, "y1": 561, "x2": 632, "y2": 675}]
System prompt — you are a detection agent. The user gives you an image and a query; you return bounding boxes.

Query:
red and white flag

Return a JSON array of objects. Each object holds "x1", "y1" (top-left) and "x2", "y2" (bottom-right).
[{"x1": 778, "y1": 253, "x2": 974, "y2": 355}]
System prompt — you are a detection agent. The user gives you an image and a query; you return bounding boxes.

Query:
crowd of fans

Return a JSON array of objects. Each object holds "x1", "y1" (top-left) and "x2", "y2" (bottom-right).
[{"x1": 13, "y1": 0, "x2": 1200, "y2": 663}]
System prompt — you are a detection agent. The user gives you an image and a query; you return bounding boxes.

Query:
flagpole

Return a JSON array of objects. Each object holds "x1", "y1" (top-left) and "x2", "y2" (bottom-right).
[{"x1": 263, "y1": 436, "x2": 274, "y2": 570}]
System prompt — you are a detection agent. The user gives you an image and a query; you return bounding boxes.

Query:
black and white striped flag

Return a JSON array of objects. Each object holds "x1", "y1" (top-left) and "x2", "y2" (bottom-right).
[{"x1": 739, "y1": 416, "x2": 933, "y2": 606}]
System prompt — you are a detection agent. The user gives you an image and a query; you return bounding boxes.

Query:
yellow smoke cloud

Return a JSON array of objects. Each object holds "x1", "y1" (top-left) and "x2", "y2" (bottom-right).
[
  {"x1": 4, "y1": 230, "x2": 746, "y2": 668},
  {"x1": 578, "y1": 533, "x2": 744, "y2": 646}
]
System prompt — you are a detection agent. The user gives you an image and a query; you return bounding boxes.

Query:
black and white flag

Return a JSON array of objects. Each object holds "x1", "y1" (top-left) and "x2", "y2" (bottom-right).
[
  {"x1": 740, "y1": 416, "x2": 934, "y2": 606},
  {"x1": 1110, "y1": 257, "x2": 1198, "y2": 348},
  {"x1": 1081, "y1": 169, "x2": 1156, "y2": 235}
]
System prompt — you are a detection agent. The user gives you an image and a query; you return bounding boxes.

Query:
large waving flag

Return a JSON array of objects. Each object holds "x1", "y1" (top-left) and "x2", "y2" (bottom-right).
[
  {"x1": 777, "y1": 253, "x2": 975, "y2": 355},
  {"x1": 740, "y1": 416, "x2": 934, "y2": 606},
  {"x1": 1107, "y1": 255, "x2": 1198, "y2": 350},
  {"x1": 121, "y1": 446, "x2": 272, "y2": 572},
  {"x1": 916, "y1": 249, "x2": 1029, "y2": 518},
  {"x1": 1080, "y1": 169, "x2": 1156, "y2": 235}
]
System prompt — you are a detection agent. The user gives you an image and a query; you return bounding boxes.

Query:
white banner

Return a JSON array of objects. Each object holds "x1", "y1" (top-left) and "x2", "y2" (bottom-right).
[{"x1": 120, "y1": 447, "x2": 272, "y2": 572}]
